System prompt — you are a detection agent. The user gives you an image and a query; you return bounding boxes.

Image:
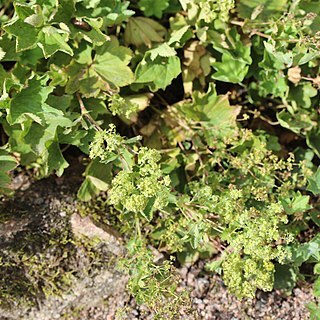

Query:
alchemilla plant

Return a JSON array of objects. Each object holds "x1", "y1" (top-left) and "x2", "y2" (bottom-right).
[{"x1": 0, "y1": 0, "x2": 320, "y2": 317}]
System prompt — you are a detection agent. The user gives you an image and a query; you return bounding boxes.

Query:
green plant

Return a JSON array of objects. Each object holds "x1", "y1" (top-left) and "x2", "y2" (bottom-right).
[
  {"x1": 0, "y1": 0, "x2": 320, "y2": 314},
  {"x1": 117, "y1": 238, "x2": 192, "y2": 319}
]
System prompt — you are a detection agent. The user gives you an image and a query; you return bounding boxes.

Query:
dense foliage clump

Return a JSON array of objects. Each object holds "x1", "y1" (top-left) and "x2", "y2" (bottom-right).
[{"x1": 0, "y1": 0, "x2": 320, "y2": 317}]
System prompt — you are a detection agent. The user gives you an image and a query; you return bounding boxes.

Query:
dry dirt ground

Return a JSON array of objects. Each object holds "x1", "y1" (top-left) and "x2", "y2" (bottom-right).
[{"x1": 0, "y1": 159, "x2": 317, "y2": 320}]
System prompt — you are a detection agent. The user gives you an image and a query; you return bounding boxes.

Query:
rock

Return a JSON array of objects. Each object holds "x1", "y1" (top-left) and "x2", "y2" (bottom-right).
[
  {"x1": 70, "y1": 212, "x2": 123, "y2": 256},
  {"x1": 0, "y1": 216, "x2": 30, "y2": 238},
  {"x1": 23, "y1": 269, "x2": 127, "y2": 320},
  {"x1": 179, "y1": 266, "x2": 189, "y2": 280},
  {"x1": 187, "y1": 272, "x2": 195, "y2": 287},
  {"x1": 0, "y1": 172, "x2": 128, "y2": 320},
  {"x1": 11, "y1": 173, "x2": 31, "y2": 191}
]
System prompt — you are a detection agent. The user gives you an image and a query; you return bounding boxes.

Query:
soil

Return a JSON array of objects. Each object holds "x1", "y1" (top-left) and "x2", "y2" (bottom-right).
[{"x1": 0, "y1": 159, "x2": 317, "y2": 320}]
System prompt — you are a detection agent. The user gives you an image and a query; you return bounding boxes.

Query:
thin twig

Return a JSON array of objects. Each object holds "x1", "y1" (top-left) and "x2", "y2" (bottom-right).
[
  {"x1": 155, "y1": 93, "x2": 170, "y2": 106},
  {"x1": 76, "y1": 92, "x2": 102, "y2": 131}
]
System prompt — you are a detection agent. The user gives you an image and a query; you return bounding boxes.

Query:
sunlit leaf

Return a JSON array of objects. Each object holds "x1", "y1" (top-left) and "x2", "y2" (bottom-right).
[
  {"x1": 93, "y1": 38, "x2": 135, "y2": 87},
  {"x1": 138, "y1": 0, "x2": 169, "y2": 18},
  {"x1": 134, "y1": 52, "x2": 181, "y2": 91},
  {"x1": 124, "y1": 17, "x2": 166, "y2": 48}
]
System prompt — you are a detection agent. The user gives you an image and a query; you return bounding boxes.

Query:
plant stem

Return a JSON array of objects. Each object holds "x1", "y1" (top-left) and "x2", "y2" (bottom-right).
[{"x1": 76, "y1": 92, "x2": 102, "y2": 132}]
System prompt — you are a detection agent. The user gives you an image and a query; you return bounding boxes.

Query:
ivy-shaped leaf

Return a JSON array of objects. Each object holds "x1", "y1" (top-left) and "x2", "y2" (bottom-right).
[
  {"x1": 277, "y1": 109, "x2": 315, "y2": 135},
  {"x1": 3, "y1": 2, "x2": 73, "y2": 57},
  {"x1": 37, "y1": 25, "x2": 73, "y2": 58},
  {"x1": 289, "y1": 234, "x2": 320, "y2": 266},
  {"x1": 92, "y1": 38, "x2": 135, "y2": 88},
  {"x1": 70, "y1": 17, "x2": 109, "y2": 46},
  {"x1": 44, "y1": 138, "x2": 69, "y2": 177},
  {"x1": 134, "y1": 51, "x2": 181, "y2": 91},
  {"x1": 78, "y1": 159, "x2": 112, "y2": 201},
  {"x1": 280, "y1": 192, "x2": 312, "y2": 214},
  {"x1": 211, "y1": 27, "x2": 252, "y2": 83},
  {"x1": 124, "y1": 17, "x2": 166, "y2": 48},
  {"x1": 149, "y1": 43, "x2": 177, "y2": 60},
  {"x1": 3, "y1": 7, "x2": 39, "y2": 51},
  {"x1": 307, "y1": 129, "x2": 320, "y2": 158},
  {"x1": 0, "y1": 150, "x2": 18, "y2": 195},
  {"x1": 177, "y1": 84, "x2": 240, "y2": 129},
  {"x1": 307, "y1": 167, "x2": 320, "y2": 196},
  {"x1": 211, "y1": 52, "x2": 250, "y2": 83},
  {"x1": 141, "y1": 196, "x2": 156, "y2": 221},
  {"x1": 7, "y1": 76, "x2": 54, "y2": 125},
  {"x1": 138, "y1": 0, "x2": 169, "y2": 18}
]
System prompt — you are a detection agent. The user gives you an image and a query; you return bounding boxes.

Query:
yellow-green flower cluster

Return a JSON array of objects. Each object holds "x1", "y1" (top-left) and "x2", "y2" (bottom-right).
[
  {"x1": 212, "y1": 188, "x2": 291, "y2": 298},
  {"x1": 109, "y1": 148, "x2": 171, "y2": 216},
  {"x1": 222, "y1": 253, "x2": 274, "y2": 298},
  {"x1": 89, "y1": 124, "x2": 124, "y2": 162},
  {"x1": 108, "y1": 94, "x2": 140, "y2": 118},
  {"x1": 197, "y1": 0, "x2": 235, "y2": 23}
]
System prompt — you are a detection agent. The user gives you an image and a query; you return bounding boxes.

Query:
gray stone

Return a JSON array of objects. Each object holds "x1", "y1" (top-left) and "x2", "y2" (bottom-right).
[
  {"x1": 0, "y1": 173, "x2": 128, "y2": 320},
  {"x1": 70, "y1": 212, "x2": 124, "y2": 256}
]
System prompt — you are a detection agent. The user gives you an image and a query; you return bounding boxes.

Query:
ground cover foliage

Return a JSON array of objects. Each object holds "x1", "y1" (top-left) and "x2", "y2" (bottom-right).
[{"x1": 0, "y1": 0, "x2": 320, "y2": 317}]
